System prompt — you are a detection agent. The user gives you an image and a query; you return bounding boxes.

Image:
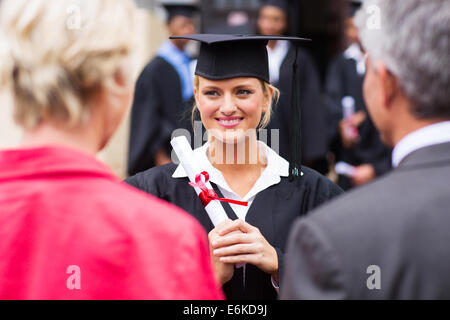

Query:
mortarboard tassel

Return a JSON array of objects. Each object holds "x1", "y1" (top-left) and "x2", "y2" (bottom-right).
[{"x1": 289, "y1": 44, "x2": 302, "y2": 181}]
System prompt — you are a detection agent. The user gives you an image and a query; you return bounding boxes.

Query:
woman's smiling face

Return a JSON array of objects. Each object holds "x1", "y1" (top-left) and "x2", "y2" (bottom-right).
[{"x1": 194, "y1": 76, "x2": 270, "y2": 144}]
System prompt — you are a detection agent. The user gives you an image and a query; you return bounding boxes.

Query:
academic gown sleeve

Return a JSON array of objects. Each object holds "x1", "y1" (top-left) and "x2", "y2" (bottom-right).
[{"x1": 127, "y1": 60, "x2": 175, "y2": 176}]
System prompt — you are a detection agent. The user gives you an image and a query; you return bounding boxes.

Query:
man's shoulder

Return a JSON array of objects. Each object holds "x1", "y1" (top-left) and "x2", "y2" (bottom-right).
[
  {"x1": 307, "y1": 171, "x2": 403, "y2": 223},
  {"x1": 147, "y1": 56, "x2": 175, "y2": 71},
  {"x1": 288, "y1": 166, "x2": 450, "y2": 298},
  {"x1": 311, "y1": 163, "x2": 449, "y2": 222},
  {"x1": 292, "y1": 46, "x2": 318, "y2": 67},
  {"x1": 138, "y1": 56, "x2": 176, "y2": 77},
  {"x1": 297, "y1": 166, "x2": 446, "y2": 245},
  {"x1": 327, "y1": 52, "x2": 354, "y2": 71}
]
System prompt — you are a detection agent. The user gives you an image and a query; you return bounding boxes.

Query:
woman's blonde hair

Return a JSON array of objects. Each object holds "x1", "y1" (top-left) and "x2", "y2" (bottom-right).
[
  {"x1": 0, "y1": 0, "x2": 138, "y2": 129},
  {"x1": 192, "y1": 75, "x2": 280, "y2": 129}
]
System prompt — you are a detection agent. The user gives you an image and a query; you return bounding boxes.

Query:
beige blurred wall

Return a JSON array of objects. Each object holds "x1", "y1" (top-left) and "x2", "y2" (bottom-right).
[
  {"x1": 0, "y1": 8, "x2": 167, "y2": 180},
  {"x1": 97, "y1": 8, "x2": 168, "y2": 179}
]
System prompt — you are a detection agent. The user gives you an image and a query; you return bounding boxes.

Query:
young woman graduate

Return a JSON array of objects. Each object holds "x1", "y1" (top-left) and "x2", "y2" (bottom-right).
[{"x1": 126, "y1": 34, "x2": 343, "y2": 300}]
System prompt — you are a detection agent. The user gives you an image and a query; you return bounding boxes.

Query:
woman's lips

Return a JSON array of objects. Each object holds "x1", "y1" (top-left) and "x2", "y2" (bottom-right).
[{"x1": 215, "y1": 117, "x2": 244, "y2": 129}]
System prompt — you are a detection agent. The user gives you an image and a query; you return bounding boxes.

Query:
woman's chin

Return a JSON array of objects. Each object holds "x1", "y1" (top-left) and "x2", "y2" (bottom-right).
[{"x1": 208, "y1": 128, "x2": 250, "y2": 144}]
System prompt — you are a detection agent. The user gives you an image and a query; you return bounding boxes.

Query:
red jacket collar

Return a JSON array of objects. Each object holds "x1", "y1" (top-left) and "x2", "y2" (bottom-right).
[{"x1": 0, "y1": 146, "x2": 117, "y2": 182}]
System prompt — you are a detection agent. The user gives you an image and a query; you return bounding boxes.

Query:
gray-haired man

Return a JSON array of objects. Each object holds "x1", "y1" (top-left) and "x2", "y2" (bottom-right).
[{"x1": 281, "y1": 0, "x2": 450, "y2": 299}]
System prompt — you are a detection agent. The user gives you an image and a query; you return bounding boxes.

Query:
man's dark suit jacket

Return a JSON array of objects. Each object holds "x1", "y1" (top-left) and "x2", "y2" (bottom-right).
[{"x1": 281, "y1": 142, "x2": 450, "y2": 299}]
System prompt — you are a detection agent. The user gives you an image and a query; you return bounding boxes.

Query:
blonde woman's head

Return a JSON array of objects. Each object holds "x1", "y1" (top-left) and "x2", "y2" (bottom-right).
[
  {"x1": 0, "y1": 0, "x2": 138, "y2": 130},
  {"x1": 193, "y1": 75, "x2": 280, "y2": 144}
]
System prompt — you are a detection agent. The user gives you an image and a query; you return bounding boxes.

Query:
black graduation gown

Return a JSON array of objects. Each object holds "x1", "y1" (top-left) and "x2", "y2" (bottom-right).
[
  {"x1": 266, "y1": 46, "x2": 328, "y2": 173},
  {"x1": 325, "y1": 53, "x2": 392, "y2": 190},
  {"x1": 125, "y1": 163, "x2": 343, "y2": 300},
  {"x1": 128, "y1": 57, "x2": 195, "y2": 176}
]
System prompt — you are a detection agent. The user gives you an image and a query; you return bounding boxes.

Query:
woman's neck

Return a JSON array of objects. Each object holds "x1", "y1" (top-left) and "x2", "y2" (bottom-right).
[
  {"x1": 208, "y1": 134, "x2": 266, "y2": 174},
  {"x1": 21, "y1": 122, "x2": 102, "y2": 156},
  {"x1": 207, "y1": 134, "x2": 267, "y2": 198},
  {"x1": 267, "y1": 40, "x2": 278, "y2": 50}
]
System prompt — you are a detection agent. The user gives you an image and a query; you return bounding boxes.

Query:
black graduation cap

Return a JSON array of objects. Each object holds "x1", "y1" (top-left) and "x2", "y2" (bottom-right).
[
  {"x1": 170, "y1": 34, "x2": 311, "y2": 180},
  {"x1": 349, "y1": 0, "x2": 362, "y2": 17},
  {"x1": 162, "y1": 3, "x2": 198, "y2": 22},
  {"x1": 264, "y1": 0, "x2": 290, "y2": 13}
]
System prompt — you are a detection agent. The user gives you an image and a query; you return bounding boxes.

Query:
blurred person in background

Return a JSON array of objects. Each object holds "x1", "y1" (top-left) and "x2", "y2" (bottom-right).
[
  {"x1": 257, "y1": 0, "x2": 329, "y2": 175},
  {"x1": 282, "y1": 0, "x2": 450, "y2": 299},
  {"x1": 0, "y1": 0, "x2": 222, "y2": 300},
  {"x1": 325, "y1": 0, "x2": 391, "y2": 190},
  {"x1": 128, "y1": 3, "x2": 198, "y2": 176}
]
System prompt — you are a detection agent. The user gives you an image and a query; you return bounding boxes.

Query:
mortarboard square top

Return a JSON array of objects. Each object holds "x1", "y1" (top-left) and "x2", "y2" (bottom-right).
[
  {"x1": 264, "y1": 0, "x2": 290, "y2": 13},
  {"x1": 163, "y1": 4, "x2": 198, "y2": 22},
  {"x1": 171, "y1": 34, "x2": 311, "y2": 180},
  {"x1": 349, "y1": 0, "x2": 363, "y2": 17},
  {"x1": 170, "y1": 34, "x2": 310, "y2": 83}
]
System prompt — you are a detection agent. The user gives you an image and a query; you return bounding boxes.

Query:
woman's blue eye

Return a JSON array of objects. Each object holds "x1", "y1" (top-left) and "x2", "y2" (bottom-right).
[
  {"x1": 204, "y1": 91, "x2": 219, "y2": 96},
  {"x1": 237, "y1": 89, "x2": 252, "y2": 95}
]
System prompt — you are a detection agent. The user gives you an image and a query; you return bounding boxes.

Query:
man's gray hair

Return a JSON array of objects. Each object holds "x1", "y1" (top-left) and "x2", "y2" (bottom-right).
[{"x1": 355, "y1": 0, "x2": 450, "y2": 119}]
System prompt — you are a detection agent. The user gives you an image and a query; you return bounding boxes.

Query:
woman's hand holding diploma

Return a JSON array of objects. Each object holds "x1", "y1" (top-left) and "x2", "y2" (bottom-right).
[
  {"x1": 208, "y1": 220, "x2": 235, "y2": 285},
  {"x1": 210, "y1": 219, "x2": 279, "y2": 284}
]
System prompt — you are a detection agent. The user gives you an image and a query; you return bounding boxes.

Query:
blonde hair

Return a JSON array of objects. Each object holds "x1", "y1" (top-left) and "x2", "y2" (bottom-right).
[
  {"x1": 192, "y1": 75, "x2": 280, "y2": 129},
  {"x1": 0, "y1": 0, "x2": 138, "y2": 129}
]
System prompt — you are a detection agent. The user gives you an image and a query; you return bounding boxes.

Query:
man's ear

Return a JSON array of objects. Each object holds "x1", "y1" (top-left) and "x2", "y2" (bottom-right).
[
  {"x1": 114, "y1": 70, "x2": 126, "y2": 87},
  {"x1": 375, "y1": 61, "x2": 399, "y2": 109}
]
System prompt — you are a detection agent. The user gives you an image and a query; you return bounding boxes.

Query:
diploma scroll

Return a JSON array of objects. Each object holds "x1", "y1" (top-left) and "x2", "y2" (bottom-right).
[
  {"x1": 335, "y1": 161, "x2": 357, "y2": 178},
  {"x1": 171, "y1": 136, "x2": 245, "y2": 269},
  {"x1": 341, "y1": 96, "x2": 359, "y2": 139},
  {"x1": 171, "y1": 136, "x2": 229, "y2": 227}
]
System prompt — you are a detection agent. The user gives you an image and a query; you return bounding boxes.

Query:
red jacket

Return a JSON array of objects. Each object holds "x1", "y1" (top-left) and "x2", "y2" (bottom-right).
[{"x1": 0, "y1": 146, "x2": 223, "y2": 300}]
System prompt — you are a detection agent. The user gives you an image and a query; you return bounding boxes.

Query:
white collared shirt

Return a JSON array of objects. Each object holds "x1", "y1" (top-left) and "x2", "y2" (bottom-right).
[
  {"x1": 172, "y1": 141, "x2": 289, "y2": 292},
  {"x1": 172, "y1": 140, "x2": 289, "y2": 221},
  {"x1": 392, "y1": 121, "x2": 450, "y2": 167},
  {"x1": 344, "y1": 43, "x2": 366, "y2": 76},
  {"x1": 267, "y1": 40, "x2": 290, "y2": 84}
]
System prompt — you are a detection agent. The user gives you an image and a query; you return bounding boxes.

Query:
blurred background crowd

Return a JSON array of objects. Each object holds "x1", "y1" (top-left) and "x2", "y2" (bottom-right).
[{"x1": 0, "y1": 0, "x2": 391, "y2": 191}]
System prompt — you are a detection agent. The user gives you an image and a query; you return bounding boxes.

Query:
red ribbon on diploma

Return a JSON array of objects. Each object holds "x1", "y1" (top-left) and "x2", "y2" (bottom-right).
[{"x1": 189, "y1": 171, "x2": 248, "y2": 207}]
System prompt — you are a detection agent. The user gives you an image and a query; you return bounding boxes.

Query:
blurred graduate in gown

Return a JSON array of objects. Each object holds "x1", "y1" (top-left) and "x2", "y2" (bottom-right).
[
  {"x1": 257, "y1": 0, "x2": 329, "y2": 174},
  {"x1": 325, "y1": 0, "x2": 392, "y2": 190},
  {"x1": 128, "y1": 4, "x2": 198, "y2": 176}
]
